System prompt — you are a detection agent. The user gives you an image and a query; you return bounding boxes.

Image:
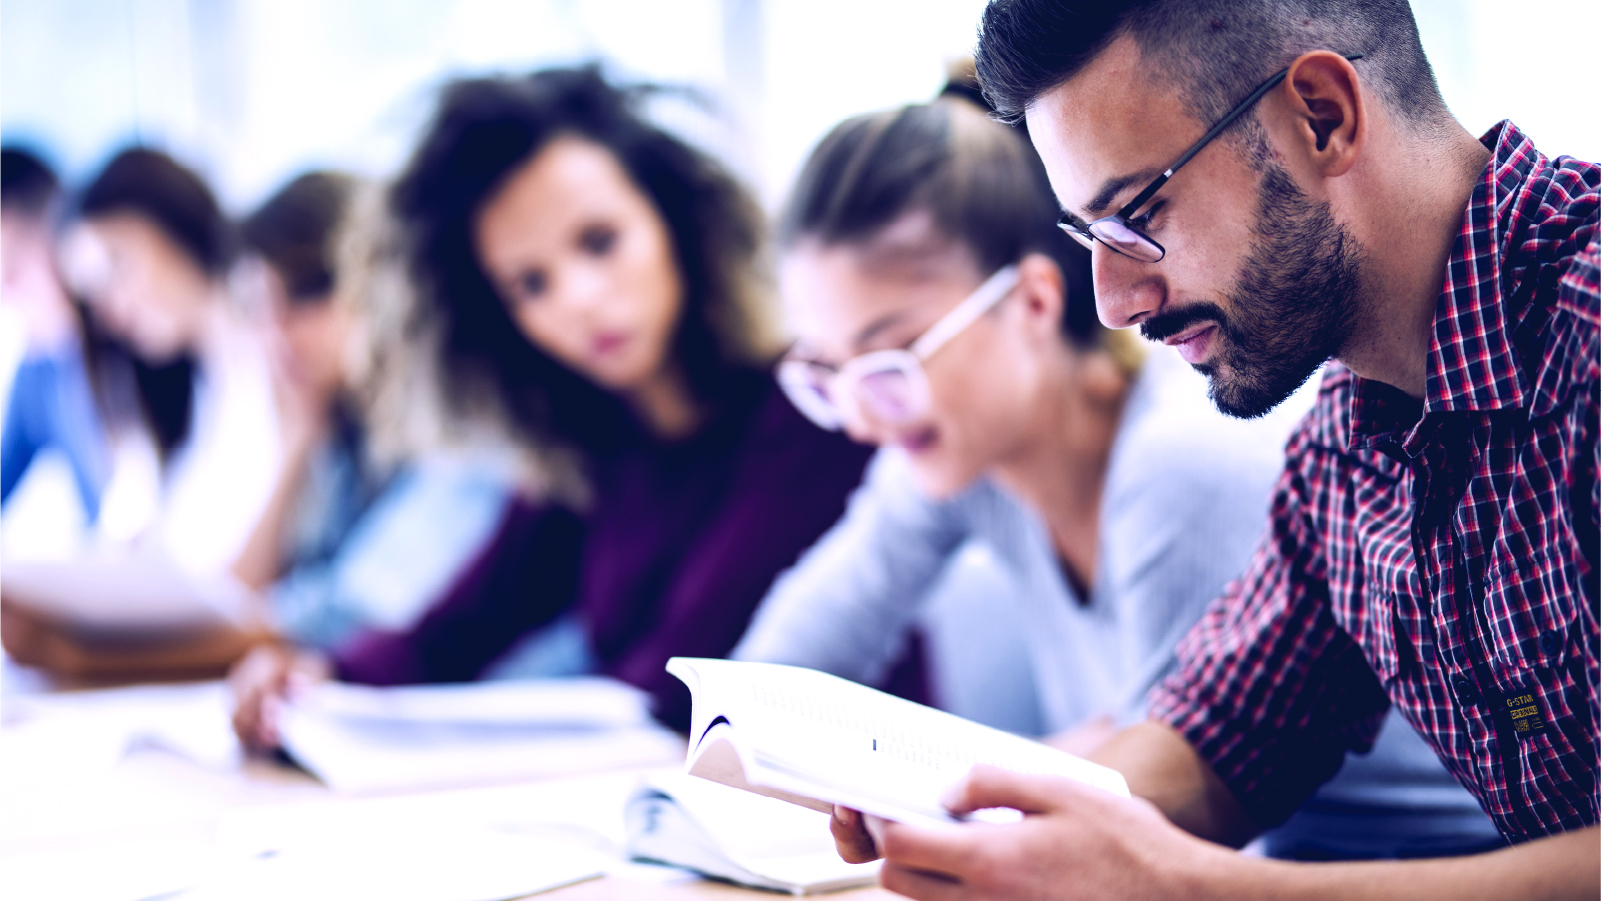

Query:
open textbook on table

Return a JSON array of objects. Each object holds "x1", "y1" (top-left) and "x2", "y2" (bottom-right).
[{"x1": 666, "y1": 658, "x2": 1128, "y2": 829}]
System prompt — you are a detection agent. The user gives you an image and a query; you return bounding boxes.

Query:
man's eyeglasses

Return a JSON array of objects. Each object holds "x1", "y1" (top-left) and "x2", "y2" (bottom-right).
[
  {"x1": 1058, "y1": 53, "x2": 1364, "y2": 263},
  {"x1": 777, "y1": 265, "x2": 1021, "y2": 431}
]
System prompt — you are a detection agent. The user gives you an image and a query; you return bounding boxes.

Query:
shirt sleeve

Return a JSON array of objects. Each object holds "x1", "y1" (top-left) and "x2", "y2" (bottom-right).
[
  {"x1": 333, "y1": 500, "x2": 585, "y2": 685},
  {"x1": 0, "y1": 359, "x2": 45, "y2": 506},
  {"x1": 733, "y1": 450, "x2": 968, "y2": 684},
  {"x1": 270, "y1": 461, "x2": 513, "y2": 649},
  {"x1": 1103, "y1": 405, "x2": 1294, "y2": 726},
  {"x1": 1556, "y1": 235, "x2": 1599, "y2": 789},
  {"x1": 607, "y1": 413, "x2": 874, "y2": 730},
  {"x1": 1556, "y1": 237, "x2": 1599, "y2": 574},
  {"x1": 1146, "y1": 444, "x2": 1393, "y2": 828}
]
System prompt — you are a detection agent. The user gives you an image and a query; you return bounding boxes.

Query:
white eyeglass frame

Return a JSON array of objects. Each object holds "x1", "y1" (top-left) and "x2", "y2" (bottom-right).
[{"x1": 778, "y1": 264, "x2": 1022, "y2": 431}]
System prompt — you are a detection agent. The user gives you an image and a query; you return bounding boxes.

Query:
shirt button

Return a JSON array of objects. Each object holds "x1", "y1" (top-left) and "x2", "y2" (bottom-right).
[
  {"x1": 1455, "y1": 678, "x2": 1481, "y2": 706},
  {"x1": 1540, "y1": 630, "x2": 1562, "y2": 654}
]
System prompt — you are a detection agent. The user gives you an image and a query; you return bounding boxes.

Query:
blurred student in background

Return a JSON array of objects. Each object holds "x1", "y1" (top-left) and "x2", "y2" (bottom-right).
[
  {"x1": 0, "y1": 147, "x2": 110, "y2": 530},
  {"x1": 2, "y1": 148, "x2": 282, "y2": 678},
  {"x1": 229, "y1": 171, "x2": 516, "y2": 653},
  {"x1": 230, "y1": 65, "x2": 873, "y2": 745},
  {"x1": 3, "y1": 167, "x2": 517, "y2": 680},
  {"x1": 735, "y1": 93, "x2": 1501, "y2": 858},
  {"x1": 63, "y1": 147, "x2": 283, "y2": 574}
]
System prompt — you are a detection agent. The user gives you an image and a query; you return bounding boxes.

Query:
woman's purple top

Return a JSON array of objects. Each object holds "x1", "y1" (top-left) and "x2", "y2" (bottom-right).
[{"x1": 333, "y1": 372, "x2": 874, "y2": 728}]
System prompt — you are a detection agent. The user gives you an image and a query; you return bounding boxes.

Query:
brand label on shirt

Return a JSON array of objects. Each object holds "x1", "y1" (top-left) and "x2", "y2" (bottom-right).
[{"x1": 1504, "y1": 689, "x2": 1549, "y2": 739}]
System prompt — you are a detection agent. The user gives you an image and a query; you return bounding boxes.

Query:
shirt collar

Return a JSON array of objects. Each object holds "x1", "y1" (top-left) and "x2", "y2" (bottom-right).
[{"x1": 1349, "y1": 121, "x2": 1542, "y2": 449}]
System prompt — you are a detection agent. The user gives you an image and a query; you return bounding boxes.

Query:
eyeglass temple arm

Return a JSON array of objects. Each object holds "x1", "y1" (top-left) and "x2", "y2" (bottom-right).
[
  {"x1": 910, "y1": 265, "x2": 1021, "y2": 359},
  {"x1": 1116, "y1": 53, "x2": 1365, "y2": 218}
]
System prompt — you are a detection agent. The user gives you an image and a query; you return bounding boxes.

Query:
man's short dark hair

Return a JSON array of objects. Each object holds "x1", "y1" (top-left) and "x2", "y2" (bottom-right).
[{"x1": 976, "y1": 0, "x2": 1451, "y2": 135}]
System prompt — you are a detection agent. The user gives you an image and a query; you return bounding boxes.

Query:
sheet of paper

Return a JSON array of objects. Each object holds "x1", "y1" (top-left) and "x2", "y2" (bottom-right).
[
  {"x1": 3, "y1": 680, "x2": 242, "y2": 771},
  {"x1": 1, "y1": 835, "x2": 225, "y2": 901},
  {"x1": 180, "y1": 827, "x2": 608, "y2": 901}
]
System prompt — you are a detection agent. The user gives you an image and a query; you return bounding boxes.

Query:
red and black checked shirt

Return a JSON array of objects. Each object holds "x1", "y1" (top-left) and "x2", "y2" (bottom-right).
[{"x1": 1148, "y1": 122, "x2": 1599, "y2": 844}]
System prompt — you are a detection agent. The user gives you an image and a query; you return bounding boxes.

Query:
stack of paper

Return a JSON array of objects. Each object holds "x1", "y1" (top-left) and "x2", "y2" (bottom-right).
[
  {"x1": 626, "y1": 771, "x2": 880, "y2": 894},
  {"x1": 279, "y1": 678, "x2": 684, "y2": 792}
]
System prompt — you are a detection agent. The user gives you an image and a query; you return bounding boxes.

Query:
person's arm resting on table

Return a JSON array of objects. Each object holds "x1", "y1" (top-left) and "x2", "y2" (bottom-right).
[{"x1": 833, "y1": 721, "x2": 1597, "y2": 901}]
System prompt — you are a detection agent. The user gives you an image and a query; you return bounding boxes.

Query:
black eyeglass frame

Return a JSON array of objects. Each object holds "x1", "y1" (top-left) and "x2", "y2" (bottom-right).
[{"x1": 1058, "y1": 52, "x2": 1365, "y2": 263}]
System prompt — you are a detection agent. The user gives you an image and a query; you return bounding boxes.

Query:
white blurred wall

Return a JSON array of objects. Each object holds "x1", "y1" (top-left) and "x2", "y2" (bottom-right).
[{"x1": 2, "y1": 0, "x2": 1597, "y2": 212}]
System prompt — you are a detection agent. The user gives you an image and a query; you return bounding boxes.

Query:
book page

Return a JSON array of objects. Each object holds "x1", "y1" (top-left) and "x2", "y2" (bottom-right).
[
  {"x1": 292, "y1": 678, "x2": 652, "y2": 729},
  {"x1": 627, "y1": 771, "x2": 881, "y2": 893},
  {"x1": 671, "y1": 659, "x2": 1127, "y2": 825},
  {"x1": 2, "y1": 555, "x2": 252, "y2": 639}
]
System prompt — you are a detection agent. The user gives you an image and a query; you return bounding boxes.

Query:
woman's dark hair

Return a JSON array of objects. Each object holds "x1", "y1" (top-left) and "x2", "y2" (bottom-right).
[
  {"x1": 779, "y1": 96, "x2": 1102, "y2": 348},
  {"x1": 78, "y1": 147, "x2": 234, "y2": 277},
  {"x1": 1, "y1": 146, "x2": 59, "y2": 217},
  {"x1": 391, "y1": 65, "x2": 769, "y2": 452},
  {"x1": 76, "y1": 311, "x2": 196, "y2": 462},
  {"x1": 241, "y1": 170, "x2": 356, "y2": 303},
  {"x1": 76, "y1": 147, "x2": 225, "y2": 460}
]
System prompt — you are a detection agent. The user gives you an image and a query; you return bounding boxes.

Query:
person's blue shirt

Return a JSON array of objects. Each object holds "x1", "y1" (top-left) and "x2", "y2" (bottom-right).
[
  {"x1": 0, "y1": 345, "x2": 111, "y2": 520},
  {"x1": 267, "y1": 414, "x2": 515, "y2": 651}
]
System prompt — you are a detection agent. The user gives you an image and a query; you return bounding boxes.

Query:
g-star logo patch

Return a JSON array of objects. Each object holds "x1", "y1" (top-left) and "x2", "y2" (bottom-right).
[{"x1": 1503, "y1": 690, "x2": 1549, "y2": 738}]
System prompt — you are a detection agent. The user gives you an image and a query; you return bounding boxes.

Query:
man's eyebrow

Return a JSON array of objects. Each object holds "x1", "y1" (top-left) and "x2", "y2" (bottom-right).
[{"x1": 1080, "y1": 167, "x2": 1165, "y2": 219}]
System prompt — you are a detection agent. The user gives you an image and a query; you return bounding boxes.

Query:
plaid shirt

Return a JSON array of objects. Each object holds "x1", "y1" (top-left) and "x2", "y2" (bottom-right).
[{"x1": 1149, "y1": 122, "x2": 1599, "y2": 844}]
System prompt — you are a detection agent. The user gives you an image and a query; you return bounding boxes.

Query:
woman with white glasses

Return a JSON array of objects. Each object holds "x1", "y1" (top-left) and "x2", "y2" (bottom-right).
[{"x1": 736, "y1": 92, "x2": 1502, "y2": 859}]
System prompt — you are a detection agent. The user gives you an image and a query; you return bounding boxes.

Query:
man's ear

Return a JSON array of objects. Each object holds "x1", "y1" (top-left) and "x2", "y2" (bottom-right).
[
  {"x1": 1016, "y1": 252, "x2": 1065, "y2": 336},
  {"x1": 1281, "y1": 51, "x2": 1366, "y2": 178}
]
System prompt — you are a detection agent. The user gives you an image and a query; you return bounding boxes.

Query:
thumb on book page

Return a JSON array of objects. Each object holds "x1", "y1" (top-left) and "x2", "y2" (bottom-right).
[{"x1": 941, "y1": 765, "x2": 1077, "y2": 817}]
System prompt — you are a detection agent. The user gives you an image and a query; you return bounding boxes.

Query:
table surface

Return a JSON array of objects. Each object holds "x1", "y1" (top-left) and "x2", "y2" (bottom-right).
[{"x1": 0, "y1": 671, "x2": 900, "y2": 900}]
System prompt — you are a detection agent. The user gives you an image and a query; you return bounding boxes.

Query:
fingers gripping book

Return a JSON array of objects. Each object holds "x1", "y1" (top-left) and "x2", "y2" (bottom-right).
[{"x1": 667, "y1": 658, "x2": 1129, "y2": 829}]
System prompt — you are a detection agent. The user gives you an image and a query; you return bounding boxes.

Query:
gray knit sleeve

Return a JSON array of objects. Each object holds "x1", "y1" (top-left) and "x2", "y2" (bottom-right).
[
  {"x1": 732, "y1": 449, "x2": 969, "y2": 686},
  {"x1": 1101, "y1": 379, "x2": 1305, "y2": 725}
]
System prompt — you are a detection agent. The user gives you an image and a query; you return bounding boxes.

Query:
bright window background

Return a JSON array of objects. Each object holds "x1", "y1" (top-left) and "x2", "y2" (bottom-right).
[{"x1": 2, "y1": 0, "x2": 1598, "y2": 214}]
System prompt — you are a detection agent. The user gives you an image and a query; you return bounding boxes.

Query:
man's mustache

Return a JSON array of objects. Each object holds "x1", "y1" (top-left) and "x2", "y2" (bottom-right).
[{"x1": 1139, "y1": 301, "x2": 1229, "y2": 343}]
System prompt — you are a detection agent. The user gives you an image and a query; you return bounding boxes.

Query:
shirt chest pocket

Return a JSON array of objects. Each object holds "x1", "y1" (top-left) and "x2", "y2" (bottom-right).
[{"x1": 1482, "y1": 542, "x2": 1585, "y2": 677}]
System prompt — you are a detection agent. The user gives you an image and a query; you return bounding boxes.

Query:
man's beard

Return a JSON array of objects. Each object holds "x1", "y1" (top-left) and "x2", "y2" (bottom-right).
[{"x1": 1140, "y1": 161, "x2": 1365, "y2": 419}]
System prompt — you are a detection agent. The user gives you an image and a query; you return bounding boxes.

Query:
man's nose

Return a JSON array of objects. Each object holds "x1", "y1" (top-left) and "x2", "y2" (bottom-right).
[{"x1": 1091, "y1": 245, "x2": 1164, "y2": 329}]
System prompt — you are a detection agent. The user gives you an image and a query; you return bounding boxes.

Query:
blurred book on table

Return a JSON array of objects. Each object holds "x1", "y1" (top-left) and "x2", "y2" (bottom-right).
[{"x1": 279, "y1": 678, "x2": 684, "y2": 793}]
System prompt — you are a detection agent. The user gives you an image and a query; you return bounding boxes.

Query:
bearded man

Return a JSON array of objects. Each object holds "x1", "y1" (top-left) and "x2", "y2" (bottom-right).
[{"x1": 831, "y1": 2, "x2": 1599, "y2": 898}]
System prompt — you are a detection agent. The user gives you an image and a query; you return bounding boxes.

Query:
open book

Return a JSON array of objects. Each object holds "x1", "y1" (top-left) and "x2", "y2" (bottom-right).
[
  {"x1": 626, "y1": 771, "x2": 880, "y2": 895},
  {"x1": 667, "y1": 658, "x2": 1128, "y2": 830}
]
